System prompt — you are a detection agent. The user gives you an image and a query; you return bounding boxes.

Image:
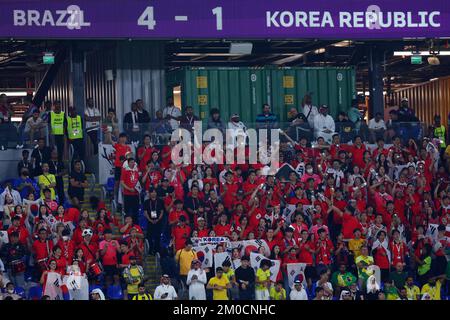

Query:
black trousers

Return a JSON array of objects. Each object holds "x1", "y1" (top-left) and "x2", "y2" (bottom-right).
[
  {"x1": 87, "y1": 130, "x2": 99, "y2": 155},
  {"x1": 56, "y1": 176, "x2": 65, "y2": 204},
  {"x1": 146, "y1": 223, "x2": 162, "y2": 254},
  {"x1": 0, "y1": 123, "x2": 18, "y2": 147},
  {"x1": 123, "y1": 195, "x2": 140, "y2": 223},
  {"x1": 54, "y1": 135, "x2": 65, "y2": 162},
  {"x1": 70, "y1": 138, "x2": 85, "y2": 161}
]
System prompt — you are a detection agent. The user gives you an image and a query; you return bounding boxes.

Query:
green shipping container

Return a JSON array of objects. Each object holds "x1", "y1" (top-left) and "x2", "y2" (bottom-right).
[{"x1": 167, "y1": 66, "x2": 356, "y2": 124}]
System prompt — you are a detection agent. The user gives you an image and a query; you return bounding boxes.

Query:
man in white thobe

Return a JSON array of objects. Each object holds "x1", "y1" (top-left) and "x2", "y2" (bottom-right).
[
  {"x1": 289, "y1": 280, "x2": 308, "y2": 300},
  {"x1": 186, "y1": 260, "x2": 207, "y2": 300},
  {"x1": 154, "y1": 274, "x2": 178, "y2": 300},
  {"x1": 313, "y1": 104, "x2": 335, "y2": 143}
]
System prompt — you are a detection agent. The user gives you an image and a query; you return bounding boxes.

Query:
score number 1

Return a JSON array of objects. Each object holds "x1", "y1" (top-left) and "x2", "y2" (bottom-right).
[
  {"x1": 212, "y1": 7, "x2": 223, "y2": 30},
  {"x1": 137, "y1": 6, "x2": 223, "y2": 30}
]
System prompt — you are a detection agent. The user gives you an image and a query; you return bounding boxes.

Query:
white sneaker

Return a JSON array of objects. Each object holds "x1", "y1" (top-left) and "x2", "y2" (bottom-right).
[
  {"x1": 16, "y1": 144, "x2": 23, "y2": 149},
  {"x1": 1, "y1": 145, "x2": 5, "y2": 151}
]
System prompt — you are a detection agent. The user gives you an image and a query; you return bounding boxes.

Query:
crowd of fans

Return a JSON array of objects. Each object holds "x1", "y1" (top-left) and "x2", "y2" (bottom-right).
[{"x1": 0, "y1": 94, "x2": 449, "y2": 301}]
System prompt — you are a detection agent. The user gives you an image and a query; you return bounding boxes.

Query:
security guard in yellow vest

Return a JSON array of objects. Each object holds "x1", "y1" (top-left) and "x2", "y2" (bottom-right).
[
  {"x1": 49, "y1": 101, "x2": 65, "y2": 162},
  {"x1": 433, "y1": 115, "x2": 446, "y2": 150},
  {"x1": 66, "y1": 107, "x2": 85, "y2": 161}
]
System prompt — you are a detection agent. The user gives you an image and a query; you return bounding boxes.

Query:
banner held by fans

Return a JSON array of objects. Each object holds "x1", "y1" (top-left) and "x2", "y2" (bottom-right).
[
  {"x1": 214, "y1": 252, "x2": 232, "y2": 274},
  {"x1": 250, "y1": 252, "x2": 280, "y2": 282},
  {"x1": 286, "y1": 263, "x2": 307, "y2": 288},
  {"x1": 194, "y1": 245, "x2": 213, "y2": 268}
]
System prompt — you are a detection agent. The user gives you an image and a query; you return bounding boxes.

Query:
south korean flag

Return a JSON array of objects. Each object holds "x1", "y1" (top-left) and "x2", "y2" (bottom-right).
[{"x1": 194, "y1": 245, "x2": 213, "y2": 268}]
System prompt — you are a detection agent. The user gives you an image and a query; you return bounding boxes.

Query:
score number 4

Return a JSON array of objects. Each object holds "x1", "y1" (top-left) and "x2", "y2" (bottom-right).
[
  {"x1": 138, "y1": 6, "x2": 156, "y2": 29},
  {"x1": 137, "y1": 6, "x2": 223, "y2": 30}
]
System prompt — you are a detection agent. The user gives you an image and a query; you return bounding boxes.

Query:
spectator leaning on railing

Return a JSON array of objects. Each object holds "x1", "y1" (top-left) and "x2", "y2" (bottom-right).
[{"x1": 256, "y1": 103, "x2": 278, "y2": 130}]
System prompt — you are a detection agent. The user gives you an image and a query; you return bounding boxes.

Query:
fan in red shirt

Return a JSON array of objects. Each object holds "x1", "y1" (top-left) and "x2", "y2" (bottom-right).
[
  {"x1": 242, "y1": 171, "x2": 259, "y2": 200},
  {"x1": 77, "y1": 228, "x2": 99, "y2": 266},
  {"x1": 51, "y1": 246, "x2": 68, "y2": 275},
  {"x1": 213, "y1": 213, "x2": 233, "y2": 237},
  {"x1": 120, "y1": 158, "x2": 140, "y2": 222},
  {"x1": 372, "y1": 231, "x2": 391, "y2": 282},
  {"x1": 137, "y1": 135, "x2": 154, "y2": 172},
  {"x1": 280, "y1": 227, "x2": 297, "y2": 255},
  {"x1": 372, "y1": 141, "x2": 388, "y2": 160},
  {"x1": 289, "y1": 212, "x2": 309, "y2": 242},
  {"x1": 126, "y1": 228, "x2": 145, "y2": 262},
  {"x1": 298, "y1": 230, "x2": 315, "y2": 265},
  {"x1": 8, "y1": 216, "x2": 29, "y2": 246},
  {"x1": 119, "y1": 215, "x2": 144, "y2": 238},
  {"x1": 195, "y1": 217, "x2": 210, "y2": 238},
  {"x1": 265, "y1": 228, "x2": 282, "y2": 251},
  {"x1": 349, "y1": 136, "x2": 366, "y2": 169},
  {"x1": 314, "y1": 228, "x2": 334, "y2": 267},
  {"x1": 331, "y1": 205, "x2": 362, "y2": 240},
  {"x1": 389, "y1": 229, "x2": 408, "y2": 267},
  {"x1": 172, "y1": 216, "x2": 191, "y2": 251},
  {"x1": 142, "y1": 161, "x2": 163, "y2": 190},
  {"x1": 57, "y1": 229, "x2": 76, "y2": 263},
  {"x1": 113, "y1": 133, "x2": 132, "y2": 190},
  {"x1": 168, "y1": 200, "x2": 190, "y2": 227},
  {"x1": 64, "y1": 206, "x2": 80, "y2": 223},
  {"x1": 220, "y1": 172, "x2": 239, "y2": 209},
  {"x1": 32, "y1": 228, "x2": 54, "y2": 271},
  {"x1": 282, "y1": 247, "x2": 299, "y2": 274},
  {"x1": 247, "y1": 200, "x2": 265, "y2": 232}
]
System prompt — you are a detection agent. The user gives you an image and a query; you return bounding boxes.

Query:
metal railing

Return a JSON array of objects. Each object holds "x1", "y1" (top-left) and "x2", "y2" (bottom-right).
[{"x1": 97, "y1": 119, "x2": 429, "y2": 147}]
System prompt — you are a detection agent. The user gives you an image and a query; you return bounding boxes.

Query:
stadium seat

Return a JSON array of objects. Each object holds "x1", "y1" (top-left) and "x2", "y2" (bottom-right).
[
  {"x1": 139, "y1": 214, "x2": 148, "y2": 231},
  {"x1": 107, "y1": 285, "x2": 124, "y2": 300},
  {"x1": 28, "y1": 285, "x2": 43, "y2": 300},
  {"x1": 101, "y1": 177, "x2": 115, "y2": 210},
  {"x1": 15, "y1": 286, "x2": 26, "y2": 298},
  {"x1": 103, "y1": 177, "x2": 115, "y2": 197}
]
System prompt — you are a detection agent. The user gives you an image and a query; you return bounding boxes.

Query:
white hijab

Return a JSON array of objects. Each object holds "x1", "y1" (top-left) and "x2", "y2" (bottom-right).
[{"x1": 366, "y1": 275, "x2": 380, "y2": 293}]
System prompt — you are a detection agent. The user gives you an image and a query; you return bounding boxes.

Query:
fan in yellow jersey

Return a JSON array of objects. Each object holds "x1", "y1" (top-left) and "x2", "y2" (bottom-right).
[
  {"x1": 269, "y1": 281, "x2": 286, "y2": 300},
  {"x1": 207, "y1": 267, "x2": 231, "y2": 300},
  {"x1": 404, "y1": 276, "x2": 420, "y2": 300},
  {"x1": 255, "y1": 259, "x2": 272, "y2": 300},
  {"x1": 132, "y1": 284, "x2": 153, "y2": 300},
  {"x1": 420, "y1": 277, "x2": 444, "y2": 300}
]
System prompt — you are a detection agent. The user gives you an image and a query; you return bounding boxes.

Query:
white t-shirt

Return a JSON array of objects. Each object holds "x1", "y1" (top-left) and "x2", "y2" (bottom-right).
[
  {"x1": 85, "y1": 107, "x2": 101, "y2": 131},
  {"x1": 368, "y1": 118, "x2": 386, "y2": 130},
  {"x1": 302, "y1": 105, "x2": 318, "y2": 127},
  {"x1": 154, "y1": 284, "x2": 178, "y2": 300},
  {"x1": 163, "y1": 106, "x2": 181, "y2": 130}
]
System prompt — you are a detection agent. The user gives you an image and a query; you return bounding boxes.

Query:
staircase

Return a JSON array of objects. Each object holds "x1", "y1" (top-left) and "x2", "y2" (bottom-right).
[
  {"x1": 62, "y1": 173, "x2": 161, "y2": 296},
  {"x1": 62, "y1": 174, "x2": 112, "y2": 220},
  {"x1": 144, "y1": 254, "x2": 161, "y2": 295}
]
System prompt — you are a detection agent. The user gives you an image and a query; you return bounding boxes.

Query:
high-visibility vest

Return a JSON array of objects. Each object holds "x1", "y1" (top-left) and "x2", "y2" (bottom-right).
[
  {"x1": 50, "y1": 111, "x2": 65, "y2": 135},
  {"x1": 434, "y1": 125, "x2": 446, "y2": 148},
  {"x1": 66, "y1": 115, "x2": 83, "y2": 139}
]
